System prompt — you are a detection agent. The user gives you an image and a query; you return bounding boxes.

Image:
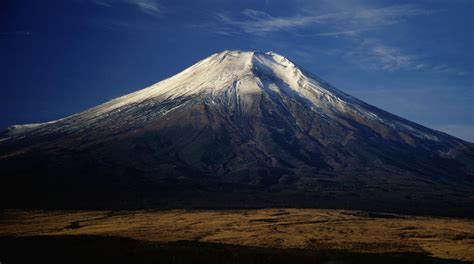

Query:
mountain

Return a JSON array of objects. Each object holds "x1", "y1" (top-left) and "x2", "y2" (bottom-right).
[{"x1": 1, "y1": 50, "x2": 473, "y2": 215}]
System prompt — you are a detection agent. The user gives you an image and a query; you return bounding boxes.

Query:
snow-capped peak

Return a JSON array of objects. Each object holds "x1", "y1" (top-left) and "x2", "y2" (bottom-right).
[
  {"x1": 80, "y1": 50, "x2": 322, "y2": 116},
  {"x1": 3, "y1": 50, "x2": 448, "y2": 143}
]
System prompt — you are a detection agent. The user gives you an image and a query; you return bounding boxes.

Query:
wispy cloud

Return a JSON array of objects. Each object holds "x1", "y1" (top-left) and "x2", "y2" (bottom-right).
[
  {"x1": 91, "y1": 0, "x2": 161, "y2": 16},
  {"x1": 344, "y1": 40, "x2": 415, "y2": 72},
  {"x1": 215, "y1": 10, "x2": 318, "y2": 35},
  {"x1": 91, "y1": 0, "x2": 112, "y2": 7},
  {"x1": 210, "y1": 4, "x2": 447, "y2": 74},
  {"x1": 215, "y1": 4, "x2": 434, "y2": 36},
  {"x1": 350, "y1": 4, "x2": 435, "y2": 26},
  {"x1": 315, "y1": 30, "x2": 360, "y2": 37},
  {"x1": 222, "y1": 4, "x2": 470, "y2": 75},
  {"x1": 211, "y1": 4, "x2": 468, "y2": 76},
  {"x1": 127, "y1": 0, "x2": 160, "y2": 16},
  {"x1": 415, "y1": 64, "x2": 427, "y2": 70},
  {"x1": 343, "y1": 40, "x2": 470, "y2": 75}
]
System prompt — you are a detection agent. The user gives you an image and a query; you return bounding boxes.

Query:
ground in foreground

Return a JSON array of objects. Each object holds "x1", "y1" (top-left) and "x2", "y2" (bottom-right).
[{"x1": 1, "y1": 208, "x2": 473, "y2": 263}]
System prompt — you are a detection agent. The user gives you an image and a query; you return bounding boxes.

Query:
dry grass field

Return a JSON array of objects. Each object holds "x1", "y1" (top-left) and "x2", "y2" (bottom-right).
[{"x1": 1, "y1": 208, "x2": 473, "y2": 262}]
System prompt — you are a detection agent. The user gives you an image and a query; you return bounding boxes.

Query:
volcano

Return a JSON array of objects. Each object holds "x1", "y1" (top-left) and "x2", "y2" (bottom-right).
[{"x1": 1, "y1": 51, "x2": 473, "y2": 215}]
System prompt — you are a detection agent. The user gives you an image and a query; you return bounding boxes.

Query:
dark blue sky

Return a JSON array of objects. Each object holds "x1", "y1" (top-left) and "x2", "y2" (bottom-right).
[{"x1": 1, "y1": 0, "x2": 473, "y2": 141}]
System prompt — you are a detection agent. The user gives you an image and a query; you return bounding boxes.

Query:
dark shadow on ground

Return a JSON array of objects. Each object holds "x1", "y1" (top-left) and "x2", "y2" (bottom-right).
[{"x1": 0, "y1": 235, "x2": 468, "y2": 264}]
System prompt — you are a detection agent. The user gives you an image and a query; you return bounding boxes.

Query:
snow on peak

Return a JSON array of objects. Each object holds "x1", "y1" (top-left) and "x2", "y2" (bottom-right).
[
  {"x1": 2, "y1": 50, "x2": 443, "y2": 142},
  {"x1": 113, "y1": 50, "x2": 315, "y2": 103},
  {"x1": 0, "y1": 50, "x2": 373, "y2": 130}
]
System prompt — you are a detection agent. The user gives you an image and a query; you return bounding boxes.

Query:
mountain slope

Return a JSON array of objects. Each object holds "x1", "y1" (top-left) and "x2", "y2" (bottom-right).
[{"x1": 1, "y1": 50, "x2": 473, "y2": 214}]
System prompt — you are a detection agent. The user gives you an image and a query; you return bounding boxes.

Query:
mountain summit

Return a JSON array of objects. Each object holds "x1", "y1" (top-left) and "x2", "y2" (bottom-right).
[{"x1": 1, "y1": 50, "x2": 473, "y2": 215}]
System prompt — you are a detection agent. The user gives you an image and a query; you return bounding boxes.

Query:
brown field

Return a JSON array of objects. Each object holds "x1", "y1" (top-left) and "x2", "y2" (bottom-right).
[{"x1": 1, "y1": 208, "x2": 473, "y2": 262}]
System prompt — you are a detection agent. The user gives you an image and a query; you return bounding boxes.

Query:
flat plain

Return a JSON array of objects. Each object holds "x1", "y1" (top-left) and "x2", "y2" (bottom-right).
[{"x1": 1, "y1": 208, "x2": 473, "y2": 263}]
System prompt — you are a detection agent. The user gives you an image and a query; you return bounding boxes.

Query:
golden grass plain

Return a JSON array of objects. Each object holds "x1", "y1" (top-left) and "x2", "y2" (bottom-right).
[{"x1": 1, "y1": 208, "x2": 473, "y2": 262}]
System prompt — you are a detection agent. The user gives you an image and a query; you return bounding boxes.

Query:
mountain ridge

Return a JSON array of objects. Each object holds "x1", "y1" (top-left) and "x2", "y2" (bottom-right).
[
  {"x1": 1, "y1": 50, "x2": 473, "y2": 215},
  {"x1": 2, "y1": 50, "x2": 465, "y2": 144}
]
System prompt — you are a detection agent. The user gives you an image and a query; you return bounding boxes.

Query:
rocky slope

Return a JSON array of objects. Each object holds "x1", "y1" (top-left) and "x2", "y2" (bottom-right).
[{"x1": 1, "y1": 50, "x2": 473, "y2": 214}]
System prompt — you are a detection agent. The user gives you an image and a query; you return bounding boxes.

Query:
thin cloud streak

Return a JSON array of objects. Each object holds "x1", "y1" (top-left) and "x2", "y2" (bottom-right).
[
  {"x1": 344, "y1": 40, "x2": 414, "y2": 72},
  {"x1": 128, "y1": 0, "x2": 160, "y2": 16},
  {"x1": 343, "y1": 40, "x2": 469, "y2": 75},
  {"x1": 91, "y1": 0, "x2": 112, "y2": 7},
  {"x1": 351, "y1": 4, "x2": 435, "y2": 26},
  {"x1": 215, "y1": 4, "x2": 435, "y2": 35},
  {"x1": 315, "y1": 30, "x2": 360, "y2": 37},
  {"x1": 215, "y1": 11, "x2": 319, "y2": 35},
  {"x1": 90, "y1": 0, "x2": 161, "y2": 16}
]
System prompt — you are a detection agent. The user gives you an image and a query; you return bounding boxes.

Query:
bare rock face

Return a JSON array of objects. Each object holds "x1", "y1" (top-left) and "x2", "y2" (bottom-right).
[{"x1": 1, "y1": 51, "x2": 473, "y2": 214}]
